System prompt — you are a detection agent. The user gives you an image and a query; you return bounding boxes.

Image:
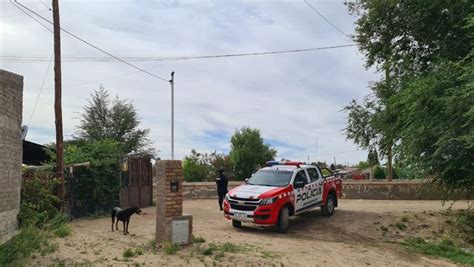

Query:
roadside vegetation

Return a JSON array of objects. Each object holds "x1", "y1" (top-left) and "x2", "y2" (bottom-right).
[
  {"x1": 0, "y1": 174, "x2": 70, "y2": 265},
  {"x1": 344, "y1": 0, "x2": 473, "y2": 194},
  {"x1": 346, "y1": 1, "x2": 473, "y2": 261},
  {"x1": 403, "y1": 237, "x2": 473, "y2": 266},
  {"x1": 399, "y1": 209, "x2": 473, "y2": 265}
]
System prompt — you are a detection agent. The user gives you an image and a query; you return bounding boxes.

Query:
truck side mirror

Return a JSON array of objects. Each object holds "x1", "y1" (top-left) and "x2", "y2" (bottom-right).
[{"x1": 244, "y1": 178, "x2": 249, "y2": 183}]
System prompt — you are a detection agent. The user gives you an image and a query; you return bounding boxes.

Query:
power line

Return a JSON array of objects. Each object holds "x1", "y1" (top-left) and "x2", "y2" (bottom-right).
[
  {"x1": 28, "y1": 53, "x2": 53, "y2": 125},
  {"x1": 13, "y1": 0, "x2": 168, "y2": 82},
  {"x1": 0, "y1": 44, "x2": 357, "y2": 62},
  {"x1": 303, "y1": 0, "x2": 348, "y2": 38},
  {"x1": 9, "y1": 0, "x2": 52, "y2": 33},
  {"x1": 294, "y1": 150, "x2": 361, "y2": 159}
]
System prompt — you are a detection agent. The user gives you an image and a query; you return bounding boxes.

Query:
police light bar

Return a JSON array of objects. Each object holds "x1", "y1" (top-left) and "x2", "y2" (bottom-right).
[
  {"x1": 266, "y1": 161, "x2": 280, "y2": 166},
  {"x1": 266, "y1": 161, "x2": 304, "y2": 167}
]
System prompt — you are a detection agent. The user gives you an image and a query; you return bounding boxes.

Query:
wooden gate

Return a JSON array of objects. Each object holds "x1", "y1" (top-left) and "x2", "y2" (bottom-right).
[{"x1": 120, "y1": 157, "x2": 153, "y2": 208}]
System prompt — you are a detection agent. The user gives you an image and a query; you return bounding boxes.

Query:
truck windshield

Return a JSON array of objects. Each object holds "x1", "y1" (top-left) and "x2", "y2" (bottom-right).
[{"x1": 247, "y1": 170, "x2": 293, "y2": 187}]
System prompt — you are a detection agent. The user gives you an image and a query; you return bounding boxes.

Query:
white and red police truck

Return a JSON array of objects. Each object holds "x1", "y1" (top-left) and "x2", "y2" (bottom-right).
[{"x1": 223, "y1": 161, "x2": 342, "y2": 233}]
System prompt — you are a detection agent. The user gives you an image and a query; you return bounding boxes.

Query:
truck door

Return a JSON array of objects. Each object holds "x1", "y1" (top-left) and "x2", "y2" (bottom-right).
[
  {"x1": 306, "y1": 167, "x2": 323, "y2": 206},
  {"x1": 293, "y1": 169, "x2": 310, "y2": 212}
]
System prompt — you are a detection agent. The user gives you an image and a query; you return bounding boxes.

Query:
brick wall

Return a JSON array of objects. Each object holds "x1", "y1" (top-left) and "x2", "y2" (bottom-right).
[
  {"x1": 0, "y1": 69, "x2": 23, "y2": 244},
  {"x1": 170, "y1": 180, "x2": 465, "y2": 200},
  {"x1": 154, "y1": 160, "x2": 192, "y2": 244}
]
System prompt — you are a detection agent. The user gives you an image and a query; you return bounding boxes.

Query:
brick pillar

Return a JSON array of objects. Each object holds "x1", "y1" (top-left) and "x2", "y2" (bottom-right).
[
  {"x1": 155, "y1": 160, "x2": 192, "y2": 245},
  {"x1": 0, "y1": 70, "x2": 23, "y2": 244}
]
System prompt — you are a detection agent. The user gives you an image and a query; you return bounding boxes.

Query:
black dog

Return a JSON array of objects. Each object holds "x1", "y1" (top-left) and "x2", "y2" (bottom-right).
[{"x1": 111, "y1": 206, "x2": 142, "y2": 235}]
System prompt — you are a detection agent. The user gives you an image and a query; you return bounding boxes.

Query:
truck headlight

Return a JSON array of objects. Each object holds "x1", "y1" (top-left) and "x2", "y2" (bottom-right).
[
  {"x1": 260, "y1": 197, "x2": 277, "y2": 206},
  {"x1": 225, "y1": 194, "x2": 230, "y2": 201}
]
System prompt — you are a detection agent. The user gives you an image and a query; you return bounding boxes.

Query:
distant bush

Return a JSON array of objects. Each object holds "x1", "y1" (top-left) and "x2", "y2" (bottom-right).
[{"x1": 374, "y1": 166, "x2": 386, "y2": 179}]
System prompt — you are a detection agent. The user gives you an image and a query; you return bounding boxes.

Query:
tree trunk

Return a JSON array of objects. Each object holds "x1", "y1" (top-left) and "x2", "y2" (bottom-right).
[
  {"x1": 387, "y1": 144, "x2": 393, "y2": 181},
  {"x1": 384, "y1": 59, "x2": 393, "y2": 181}
]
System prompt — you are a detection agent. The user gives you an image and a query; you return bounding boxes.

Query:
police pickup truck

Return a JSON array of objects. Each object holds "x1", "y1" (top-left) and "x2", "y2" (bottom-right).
[{"x1": 223, "y1": 161, "x2": 342, "y2": 233}]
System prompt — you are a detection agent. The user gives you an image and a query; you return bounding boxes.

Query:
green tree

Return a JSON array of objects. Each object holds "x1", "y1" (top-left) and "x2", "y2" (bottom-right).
[
  {"x1": 77, "y1": 86, "x2": 153, "y2": 156},
  {"x1": 208, "y1": 151, "x2": 234, "y2": 179},
  {"x1": 229, "y1": 127, "x2": 277, "y2": 180},
  {"x1": 390, "y1": 61, "x2": 473, "y2": 192},
  {"x1": 367, "y1": 148, "x2": 379, "y2": 167},
  {"x1": 356, "y1": 161, "x2": 369, "y2": 170},
  {"x1": 345, "y1": 0, "x2": 473, "y2": 183},
  {"x1": 182, "y1": 150, "x2": 212, "y2": 182}
]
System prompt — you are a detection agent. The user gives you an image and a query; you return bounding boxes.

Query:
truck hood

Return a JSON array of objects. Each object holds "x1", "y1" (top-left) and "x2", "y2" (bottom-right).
[
  {"x1": 229, "y1": 184, "x2": 286, "y2": 199},
  {"x1": 228, "y1": 184, "x2": 279, "y2": 199}
]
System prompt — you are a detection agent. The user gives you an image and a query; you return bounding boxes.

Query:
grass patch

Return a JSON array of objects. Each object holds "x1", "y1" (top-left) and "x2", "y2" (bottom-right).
[
  {"x1": 123, "y1": 247, "x2": 144, "y2": 258},
  {"x1": 123, "y1": 248, "x2": 136, "y2": 258},
  {"x1": 0, "y1": 213, "x2": 70, "y2": 265},
  {"x1": 403, "y1": 237, "x2": 474, "y2": 265},
  {"x1": 401, "y1": 216, "x2": 409, "y2": 223},
  {"x1": 0, "y1": 228, "x2": 49, "y2": 265},
  {"x1": 453, "y1": 209, "x2": 474, "y2": 244},
  {"x1": 395, "y1": 222, "x2": 407, "y2": 231},
  {"x1": 163, "y1": 243, "x2": 180, "y2": 255},
  {"x1": 196, "y1": 242, "x2": 250, "y2": 256},
  {"x1": 192, "y1": 235, "x2": 206, "y2": 243},
  {"x1": 53, "y1": 224, "x2": 71, "y2": 238}
]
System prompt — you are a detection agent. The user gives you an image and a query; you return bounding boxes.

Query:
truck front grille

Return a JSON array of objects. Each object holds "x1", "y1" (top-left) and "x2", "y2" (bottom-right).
[{"x1": 229, "y1": 203, "x2": 257, "y2": 211}]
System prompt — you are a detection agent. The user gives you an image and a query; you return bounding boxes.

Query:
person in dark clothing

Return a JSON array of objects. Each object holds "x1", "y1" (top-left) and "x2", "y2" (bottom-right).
[{"x1": 216, "y1": 168, "x2": 228, "y2": 210}]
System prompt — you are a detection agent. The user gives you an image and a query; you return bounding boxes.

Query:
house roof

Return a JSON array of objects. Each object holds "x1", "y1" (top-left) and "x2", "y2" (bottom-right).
[{"x1": 23, "y1": 140, "x2": 50, "y2": 166}]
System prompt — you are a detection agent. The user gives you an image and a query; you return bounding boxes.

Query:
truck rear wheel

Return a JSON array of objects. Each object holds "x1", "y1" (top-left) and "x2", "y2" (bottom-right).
[
  {"x1": 276, "y1": 206, "x2": 289, "y2": 233},
  {"x1": 321, "y1": 193, "x2": 336, "y2": 217},
  {"x1": 232, "y1": 219, "x2": 242, "y2": 228}
]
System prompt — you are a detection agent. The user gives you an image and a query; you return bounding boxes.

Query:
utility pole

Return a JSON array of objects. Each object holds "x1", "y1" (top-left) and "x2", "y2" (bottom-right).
[
  {"x1": 169, "y1": 71, "x2": 175, "y2": 160},
  {"x1": 52, "y1": 0, "x2": 64, "y2": 206}
]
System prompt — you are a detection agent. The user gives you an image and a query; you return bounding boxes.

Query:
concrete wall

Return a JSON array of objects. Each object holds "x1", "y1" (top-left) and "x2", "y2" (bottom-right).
[
  {"x1": 0, "y1": 70, "x2": 23, "y2": 244},
  {"x1": 172, "y1": 180, "x2": 459, "y2": 200}
]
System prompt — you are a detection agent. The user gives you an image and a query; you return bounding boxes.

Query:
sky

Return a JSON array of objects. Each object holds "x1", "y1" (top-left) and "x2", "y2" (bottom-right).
[{"x1": 0, "y1": 0, "x2": 380, "y2": 165}]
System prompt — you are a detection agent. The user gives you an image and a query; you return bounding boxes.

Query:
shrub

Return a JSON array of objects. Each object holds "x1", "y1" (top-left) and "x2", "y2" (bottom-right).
[
  {"x1": 53, "y1": 225, "x2": 71, "y2": 238},
  {"x1": 18, "y1": 175, "x2": 61, "y2": 228},
  {"x1": 374, "y1": 166, "x2": 386, "y2": 179},
  {"x1": 123, "y1": 248, "x2": 136, "y2": 258},
  {"x1": 0, "y1": 228, "x2": 48, "y2": 265},
  {"x1": 1, "y1": 170, "x2": 71, "y2": 265},
  {"x1": 395, "y1": 222, "x2": 407, "y2": 231},
  {"x1": 163, "y1": 243, "x2": 180, "y2": 255},
  {"x1": 63, "y1": 139, "x2": 122, "y2": 216},
  {"x1": 192, "y1": 236, "x2": 206, "y2": 243}
]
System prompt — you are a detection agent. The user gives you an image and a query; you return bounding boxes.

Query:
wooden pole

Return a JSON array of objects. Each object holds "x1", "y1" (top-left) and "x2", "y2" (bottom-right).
[{"x1": 52, "y1": 0, "x2": 65, "y2": 206}]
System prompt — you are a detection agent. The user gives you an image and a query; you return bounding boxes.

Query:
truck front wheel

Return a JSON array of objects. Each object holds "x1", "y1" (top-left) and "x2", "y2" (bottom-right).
[
  {"x1": 276, "y1": 206, "x2": 289, "y2": 233},
  {"x1": 232, "y1": 219, "x2": 242, "y2": 228},
  {"x1": 321, "y1": 193, "x2": 336, "y2": 217}
]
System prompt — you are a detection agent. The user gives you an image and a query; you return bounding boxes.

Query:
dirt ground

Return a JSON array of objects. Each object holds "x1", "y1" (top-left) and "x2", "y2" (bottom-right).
[{"x1": 35, "y1": 199, "x2": 470, "y2": 266}]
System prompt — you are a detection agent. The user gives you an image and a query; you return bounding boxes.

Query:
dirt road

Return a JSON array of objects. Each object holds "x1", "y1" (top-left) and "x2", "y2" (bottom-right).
[{"x1": 36, "y1": 199, "x2": 470, "y2": 266}]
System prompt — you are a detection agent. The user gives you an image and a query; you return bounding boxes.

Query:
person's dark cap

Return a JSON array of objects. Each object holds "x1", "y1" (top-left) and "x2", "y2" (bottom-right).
[{"x1": 218, "y1": 168, "x2": 225, "y2": 173}]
